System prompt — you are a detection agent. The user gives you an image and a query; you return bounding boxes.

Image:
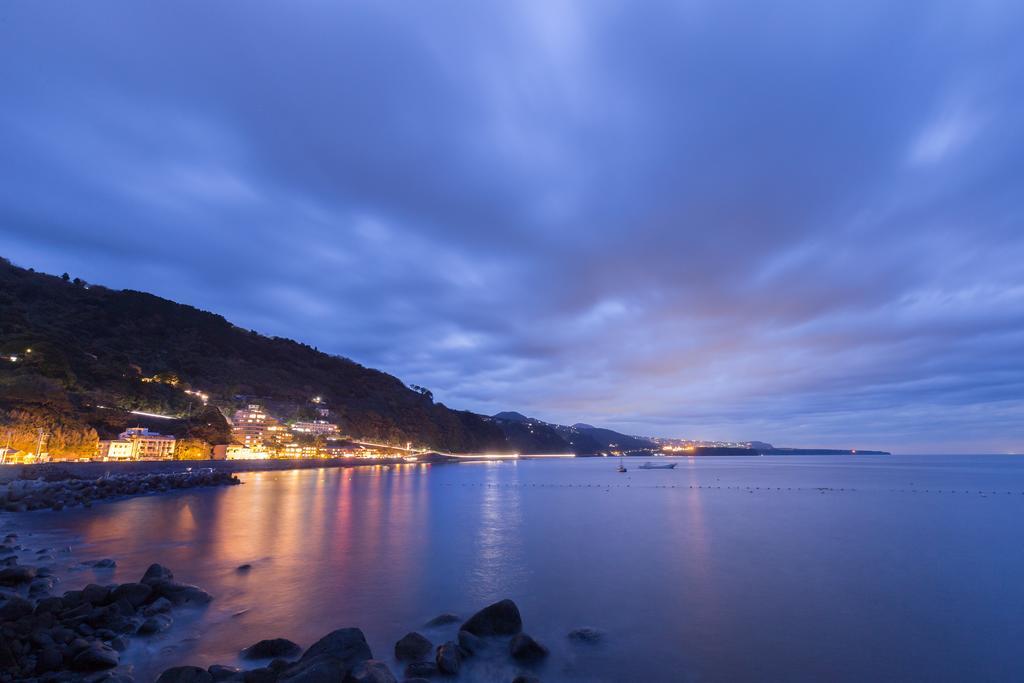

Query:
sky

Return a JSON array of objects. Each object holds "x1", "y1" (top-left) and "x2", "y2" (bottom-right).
[{"x1": 1, "y1": 1, "x2": 1023, "y2": 453}]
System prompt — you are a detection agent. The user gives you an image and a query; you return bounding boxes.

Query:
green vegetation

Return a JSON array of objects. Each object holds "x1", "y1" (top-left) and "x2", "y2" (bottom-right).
[{"x1": 0, "y1": 258, "x2": 563, "y2": 457}]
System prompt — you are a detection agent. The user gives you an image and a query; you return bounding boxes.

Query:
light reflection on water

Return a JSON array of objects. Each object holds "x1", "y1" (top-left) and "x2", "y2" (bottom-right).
[{"x1": 11, "y1": 456, "x2": 1024, "y2": 681}]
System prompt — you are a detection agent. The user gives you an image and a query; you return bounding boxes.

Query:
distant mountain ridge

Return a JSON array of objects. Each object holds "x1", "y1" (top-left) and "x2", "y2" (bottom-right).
[{"x1": 490, "y1": 411, "x2": 657, "y2": 454}]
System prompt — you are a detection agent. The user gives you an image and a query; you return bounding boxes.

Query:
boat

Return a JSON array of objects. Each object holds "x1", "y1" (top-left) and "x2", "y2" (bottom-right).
[
  {"x1": 638, "y1": 462, "x2": 677, "y2": 470},
  {"x1": 616, "y1": 456, "x2": 627, "y2": 473}
]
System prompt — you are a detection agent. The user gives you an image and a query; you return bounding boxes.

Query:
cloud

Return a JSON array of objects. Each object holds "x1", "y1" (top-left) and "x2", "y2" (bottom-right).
[{"x1": 1, "y1": 0, "x2": 1023, "y2": 452}]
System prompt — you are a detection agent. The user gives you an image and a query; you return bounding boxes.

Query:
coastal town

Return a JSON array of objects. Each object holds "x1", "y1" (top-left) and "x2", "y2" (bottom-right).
[{"x1": 0, "y1": 400, "x2": 408, "y2": 465}]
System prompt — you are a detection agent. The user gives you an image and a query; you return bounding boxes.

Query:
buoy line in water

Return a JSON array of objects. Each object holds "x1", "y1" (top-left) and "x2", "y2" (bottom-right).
[{"x1": 433, "y1": 482, "x2": 1024, "y2": 496}]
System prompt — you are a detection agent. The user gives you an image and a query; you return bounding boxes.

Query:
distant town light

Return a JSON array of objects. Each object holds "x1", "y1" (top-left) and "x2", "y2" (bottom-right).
[{"x1": 8, "y1": 356, "x2": 17, "y2": 362}]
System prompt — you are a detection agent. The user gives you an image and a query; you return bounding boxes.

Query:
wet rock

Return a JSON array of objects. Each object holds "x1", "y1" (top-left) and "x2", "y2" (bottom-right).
[
  {"x1": 90, "y1": 558, "x2": 117, "y2": 569},
  {"x1": 82, "y1": 583, "x2": 112, "y2": 605},
  {"x1": 143, "y1": 596, "x2": 174, "y2": 616},
  {"x1": 512, "y1": 676, "x2": 541, "y2": 683},
  {"x1": 141, "y1": 564, "x2": 174, "y2": 585},
  {"x1": 394, "y1": 632, "x2": 432, "y2": 661},
  {"x1": 299, "y1": 627, "x2": 372, "y2": 670},
  {"x1": 423, "y1": 613, "x2": 460, "y2": 627},
  {"x1": 567, "y1": 627, "x2": 604, "y2": 643},
  {"x1": 403, "y1": 661, "x2": 438, "y2": 678},
  {"x1": 243, "y1": 667, "x2": 277, "y2": 683},
  {"x1": 150, "y1": 580, "x2": 213, "y2": 606},
  {"x1": 509, "y1": 633, "x2": 548, "y2": 662},
  {"x1": 72, "y1": 642, "x2": 120, "y2": 670},
  {"x1": 241, "y1": 637, "x2": 302, "y2": 660},
  {"x1": 111, "y1": 582, "x2": 153, "y2": 608},
  {"x1": 345, "y1": 659, "x2": 397, "y2": 683},
  {"x1": 0, "y1": 565, "x2": 37, "y2": 585},
  {"x1": 460, "y1": 599, "x2": 522, "y2": 636},
  {"x1": 110, "y1": 635, "x2": 130, "y2": 652},
  {"x1": 457, "y1": 629, "x2": 483, "y2": 656},
  {"x1": 157, "y1": 665, "x2": 214, "y2": 683},
  {"x1": 236, "y1": 564, "x2": 252, "y2": 572},
  {"x1": 208, "y1": 664, "x2": 242, "y2": 681},
  {"x1": 435, "y1": 641, "x2": 461, "y2": 675},
  {"x1": 138, "y1": 613, "x2": 174, "y2": 634},
  {"x1": 35, "y1": 645, "x2": 63, "y2": 673},
  {"x1": 279, "y1": 654, "x2": 349, "y2": 683},
  {"x1": 0, "y1": 594, "x2": 34, "y2": 620}
]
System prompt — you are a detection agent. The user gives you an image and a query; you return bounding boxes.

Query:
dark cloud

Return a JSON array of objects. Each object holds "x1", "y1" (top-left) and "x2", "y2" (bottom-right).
[{"x1": 2, "y1": 0, "x2": 1022, "y2": 452}]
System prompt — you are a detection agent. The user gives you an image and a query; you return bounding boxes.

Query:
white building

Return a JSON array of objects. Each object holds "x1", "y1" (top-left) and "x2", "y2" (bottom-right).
[{"x1": 98, "y1": 427, "x2": 176, "y2": 461}]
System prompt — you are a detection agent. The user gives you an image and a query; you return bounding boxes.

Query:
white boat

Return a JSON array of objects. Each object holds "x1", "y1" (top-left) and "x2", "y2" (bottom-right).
[{"x1": 638, "y1": 462, "x2": 677, "y2": 470}]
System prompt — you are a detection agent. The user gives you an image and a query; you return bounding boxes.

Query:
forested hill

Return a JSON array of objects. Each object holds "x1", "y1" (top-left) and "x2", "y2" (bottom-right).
[{"x1": 0, "y1": 258, "x2": 548, "y2": 455}]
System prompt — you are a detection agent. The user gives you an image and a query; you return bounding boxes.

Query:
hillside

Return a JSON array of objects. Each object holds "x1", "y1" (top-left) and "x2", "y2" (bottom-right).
[
  {"x1": 491, "y1": 412, "x2": 657, "y2": 454},
  {"x1": 0, "y1": 259, "x2": 556, "y2": 455}
]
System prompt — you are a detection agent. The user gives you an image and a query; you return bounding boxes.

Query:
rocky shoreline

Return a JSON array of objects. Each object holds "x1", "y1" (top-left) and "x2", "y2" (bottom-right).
[
  {"x1": 156, "y1": 598, "x2": 559, "y2": 683},
  {"x1": 1, "y1": 532, "x2": 572, "y2": 683},
  {"x1": 0, "y1": 467, "x2": 241, "y2": 513},
  {"x1": 0, "y1": 539, "x2": 212, "y2": 683}
]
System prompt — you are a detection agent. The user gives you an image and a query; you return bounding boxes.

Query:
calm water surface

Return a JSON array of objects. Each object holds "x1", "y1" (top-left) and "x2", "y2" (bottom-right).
[{"x1": 10, "y1": 455, "x2": 1024, "y2": 681}]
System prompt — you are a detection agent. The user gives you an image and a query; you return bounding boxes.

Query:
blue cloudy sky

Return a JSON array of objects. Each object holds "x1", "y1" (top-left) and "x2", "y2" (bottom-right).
[{"x1": 2, "y1": 1, "x2": 1022, "y2": 452}]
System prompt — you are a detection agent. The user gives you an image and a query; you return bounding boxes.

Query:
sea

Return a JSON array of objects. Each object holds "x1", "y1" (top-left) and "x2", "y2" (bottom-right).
[{"x1": 10, "y1": 455, "x2": 1024, "y2": 682}]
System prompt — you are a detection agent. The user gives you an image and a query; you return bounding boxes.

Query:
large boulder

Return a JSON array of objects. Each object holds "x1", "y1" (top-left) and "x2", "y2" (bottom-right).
[
  {"x1": 460, "y1": 599, "x2": 523, "y2": 636},
  {"x1": 344, "y1": 659, "x2": 397, "y2": 683},
  {"x1": 300, "y1": 627, "x2": 372, "y2": 665},
  {"x1": 111, "y1": 581, "x2": 153, "y2": 608},
  {"x1": 157, "y1": 665, "x2": 214, "y2": 683},
  {"x1": 403, "y1": 661, "x2": 439, "y2": 678},
  {"x1": 435, "y1": 641, "x2": 462, "y2": 675},
  {"x1": 242, "y1": 638, "x2": 302, "y2": 660},
  {"x1": 509, "y1": 633, "x2": 549, "y2": 662},
  {"x1": 394, "y1": 632, "x2": 432, "y2": 662}
]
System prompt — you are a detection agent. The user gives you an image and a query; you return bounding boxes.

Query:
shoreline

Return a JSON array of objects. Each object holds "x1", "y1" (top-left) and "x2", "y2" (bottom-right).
[{"x1": 0, "y1": 457, "x2": 409, "y2": 486}]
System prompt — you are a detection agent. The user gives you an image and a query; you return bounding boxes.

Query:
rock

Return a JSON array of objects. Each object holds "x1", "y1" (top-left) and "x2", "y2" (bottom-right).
[
  {"x1": 111, "y1": 582, "x2": 153, "y2": 608},
  {"x1": 457, "y1": 629, "x2": 483, "y2": 655},
  {"x1": 460, "y1": 599, "x2": 522, "y2": 636},
  {"x1": 36, "y1": 645, "x2": 63, "y2": 673},
  {"x1": 157, "y1": 665, "x2": 214, "y2": 683},
  {"x1": 90, "y1": 558, "x2": 117, "y2": 569},
  {"x1": 509, "y1": 633, "x2": 548, "y2": 662},
  {"x1": 567, "y1": 627, "x2": 604, "y2": 643},
  {"x1": 236, "y1": 564, "x2": 252, "y2": 572},
  {"x1": 143, "y1": 596, "x2": 174, "y2": 616},
  {"x1": 138, "y1": 613, "x2": 174, "y2": 634},
  {"x1": 423, "y1": 613, "x2": 460, "y2": 627},
  {"x1": 72, "y1": 642, "x2": 120, "y2": 670},
  {"x1": 512, "y1": 676, "x2": 541, "y2": 683},
  {"x1": 435, "y1": 641, "x2": 461, "y2": 675},
  {"x1": 243, "y1": 667, "x2": 277, "y2": 683},
  {"x1": 241, "y1": 637, "x2": 302, "y2": 660},
  {"x1": 0, "y1": 565, "x2": 37, "y2": 585},
  {"x1": 279, "y1": 654, "x2": 349, "y2": 683},
  {"x1": 110, "y1": 635, "x2": 130, "y2": 652},
  {"x1": 394, "y1": 632, "x2": 433, "y2": 662},
  {"x1": 0, "y1": 594, "x2": 34, "y2": 620},
  {"x1": 82, "y1": 583, "x2": 112, "y2": 605},
  {"x1": 403, "y1": 661, "x2": 438, "y2": 678},
  {"x1": 345, "y1": 659, "x2": 397, "y2": 683},
  {"x1": 299, "y1": 627, "x2": 372, "y2": 669},
  {"x1": 141, "y1": 564, "x2": 174, "y2": 585},
  {"x1": 150, "y1": 580, "x2": 213, "y2": 605},
  {"x1": 208, "y1": 664, "x2": 242, "y2": 681}
]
